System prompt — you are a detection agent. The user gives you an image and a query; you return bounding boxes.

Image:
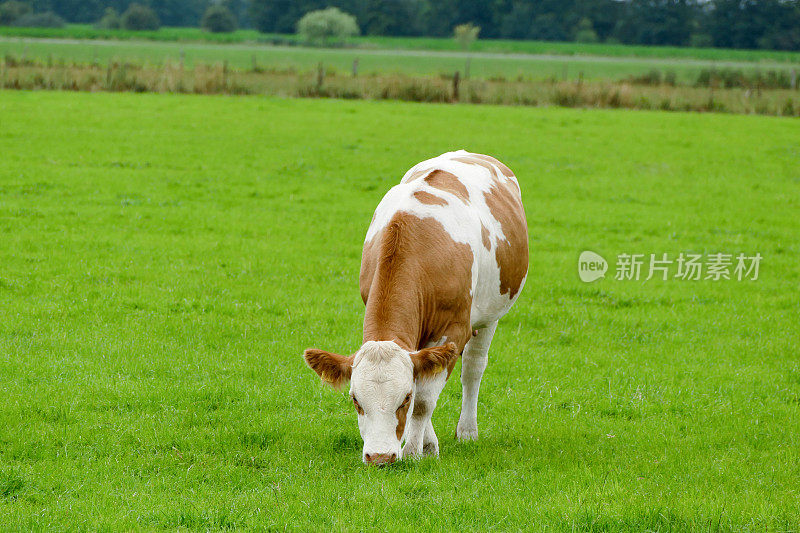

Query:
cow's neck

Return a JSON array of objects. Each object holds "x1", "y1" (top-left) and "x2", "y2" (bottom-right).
[{"x1": 362, "y1": 255, "x2": 425, "y2": 352}]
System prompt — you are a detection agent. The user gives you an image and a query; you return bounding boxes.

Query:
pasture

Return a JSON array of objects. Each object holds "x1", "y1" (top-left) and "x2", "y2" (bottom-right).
[
  {"x1": 0, "y1": 91, "x2": 799, "y2": 530},
  {"x1": 2, "y1": 36, "x2": 800, "y2": 82},
  {"x1": 3, "y1": 24, "x2": 800, "y2": 64}
]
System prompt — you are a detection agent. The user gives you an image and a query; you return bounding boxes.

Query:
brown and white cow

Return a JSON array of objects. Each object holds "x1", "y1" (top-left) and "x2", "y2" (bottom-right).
[{"x1": 304, "y1": 150, "x2": 528, "y2": 465}]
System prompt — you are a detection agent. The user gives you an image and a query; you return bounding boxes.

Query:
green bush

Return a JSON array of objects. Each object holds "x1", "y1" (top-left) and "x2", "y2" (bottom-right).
[
  {"x1": 95, "y1": 7, "x2": 120, "y2": 30},
  {"x1": 0, "y1": 1, "x2": 30, "y2": 26},
  {"x1": 296, "y1": 7, "x2": 358, "y2": 46},
  {"x1": 574, "y1": 18, "x2": 599, "y2": 44},
  {"x1": 201, "y1": 4, "x2": 237, "y2": 33},
  {"x1": 121, "y1": 3, "x2": 160, "y2": 31}
]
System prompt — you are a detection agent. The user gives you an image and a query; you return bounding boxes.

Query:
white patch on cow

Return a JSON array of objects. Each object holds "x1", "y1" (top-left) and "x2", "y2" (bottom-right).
[
  {"x1": 349, "y1": 341, "x2": 414, "y2": 462},
  {"x1": 366, "y1": 150, "x2": 524, "y2": 330}
]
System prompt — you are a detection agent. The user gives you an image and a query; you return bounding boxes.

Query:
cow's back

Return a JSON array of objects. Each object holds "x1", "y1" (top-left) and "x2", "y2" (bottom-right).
[{"x1": 361, "y1": 151, "x2": 528, "y2": 347}]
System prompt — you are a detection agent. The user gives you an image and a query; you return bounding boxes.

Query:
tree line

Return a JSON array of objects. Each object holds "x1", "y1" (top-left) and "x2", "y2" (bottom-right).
[{"x1": 5, "y1": 0, "x2": 800, "y2": 51}]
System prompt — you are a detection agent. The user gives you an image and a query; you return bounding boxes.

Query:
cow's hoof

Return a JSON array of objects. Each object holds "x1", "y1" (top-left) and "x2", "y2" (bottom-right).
[
  {"x1": 456, "y1": 423, "x2": 479, "y2": 441},
  {"x1": 401, "y1": 443, "x2": 422, "y2": 460},
  {"x1": 422, "y1": 440, "x2": 439, "y2": 457}
]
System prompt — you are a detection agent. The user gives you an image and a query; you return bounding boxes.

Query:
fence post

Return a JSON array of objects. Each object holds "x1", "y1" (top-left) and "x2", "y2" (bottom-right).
[
  {"x1": 252, "y1": 54, "x2": 257, "y2": 72},
  {"x1": 352, "y1": 58, "x2": 358, "y2": 78},
  {"x1": 317, "y1": 62, "x2": 324, "y2": 90},
  {"x1": 453, "y1": 70, "x2": 460, "y2": 102}
]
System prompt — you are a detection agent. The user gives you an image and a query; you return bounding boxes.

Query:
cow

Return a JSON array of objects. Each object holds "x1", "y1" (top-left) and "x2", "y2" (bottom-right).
[{"x1": 303, "y1": 150, "x2": 528, "y2": 465}]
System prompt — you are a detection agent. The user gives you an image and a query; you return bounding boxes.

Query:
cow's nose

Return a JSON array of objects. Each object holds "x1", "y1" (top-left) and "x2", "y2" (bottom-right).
[{"x1": 365, "y1": 452, "x2": 397, "y2": 465}]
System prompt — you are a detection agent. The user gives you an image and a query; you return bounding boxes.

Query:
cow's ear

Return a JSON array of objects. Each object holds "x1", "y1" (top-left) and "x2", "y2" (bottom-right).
[
  {"x1": 410, "y1": 342, "x2": 458, "y2": 380},
  {"x1": 304, "y1": 349, "x2": 354, "y2": 389}
]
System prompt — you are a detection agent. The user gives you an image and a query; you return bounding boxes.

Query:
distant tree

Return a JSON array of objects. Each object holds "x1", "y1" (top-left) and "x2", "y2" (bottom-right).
[
  {"x1": 95, "y1": 7, "x2": 120, "y2": 29},
  {"x1": 14, "y1": 10, "x2": 65, "y2": 27},
  {"x1": 296, "y1": 7, "x2": 359, "y2": 46},
  {"x1": 454, "y1": 22, "x2": 479, "y2": 50},
  {"x1": 0, "y1": 0, "x2": 31, "y2": 26},
  {"x1": 121, "y1": 2, "x2": 160, "y2": 31},
  {"x1": 363, "y1": 0, "x2": 418, "y2": 36},
  {"x1": 454, "y1": 22, "x2": 479, "y2": 78},
  {"x1": 418, "y1": 0, "x2": 457, "y2": 37},
  {"x1": 530, "y1": 12, "x2": 568, "y2": 41},
  {"x1": 250, "y1": 0, "x2": 304, "y2": 34},
  {"x1": 202, "y1": 3, "x2": 237, "y2": 33},
  {"x1": 613, "y1": 0, "x2": 695, "y2": 46},
  {"x1": 574, "y1": 17, "x2": 599, "y2": 43},
  {"x1": 30, "y1": 0, "x2": 105, "y2": 24}
]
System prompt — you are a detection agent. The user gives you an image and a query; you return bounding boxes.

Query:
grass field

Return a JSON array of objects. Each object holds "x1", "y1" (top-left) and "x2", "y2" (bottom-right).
[
  {"x1": 1, "y1": 91, "x2": 799, "y2": 530},
  {"x1": 3, "y1": 24, "x2": 800, "y2": 64},
  {"x1": 3, "y1": 35, "x2": 800, "y2": 83}
]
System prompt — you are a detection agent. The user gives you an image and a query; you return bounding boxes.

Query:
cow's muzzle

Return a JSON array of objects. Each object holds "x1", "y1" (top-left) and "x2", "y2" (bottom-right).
[{"x1": 364, "y1": 452, "x2": 397, "y2": 465}]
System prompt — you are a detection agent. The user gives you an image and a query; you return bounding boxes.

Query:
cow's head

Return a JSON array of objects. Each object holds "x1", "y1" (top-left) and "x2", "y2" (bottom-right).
[{"x1": 304, "y1": 340, "x2": 458, "y2": 465}]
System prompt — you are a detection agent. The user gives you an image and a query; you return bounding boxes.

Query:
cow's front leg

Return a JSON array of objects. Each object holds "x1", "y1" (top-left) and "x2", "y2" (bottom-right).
[
  {"x1": 422, "y1": 419, "x2": 439, "y2": 456},
  {"x1": 402, "y1": 370, "x2": 446, "y2": 459}
]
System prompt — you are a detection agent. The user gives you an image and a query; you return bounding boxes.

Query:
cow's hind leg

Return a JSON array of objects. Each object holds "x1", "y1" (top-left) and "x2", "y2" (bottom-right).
[
  {"x1": 456, "y1": 321, "x2": 497, "y2": 441},
  {"x1": 402, "y1": 370, "x2": 446, "y2": 459}
]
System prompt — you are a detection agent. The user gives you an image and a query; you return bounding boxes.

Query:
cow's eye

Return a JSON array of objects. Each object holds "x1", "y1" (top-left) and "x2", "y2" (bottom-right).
[{"x1": 352, "y1": 396, "x2": 364, "y2": 415}]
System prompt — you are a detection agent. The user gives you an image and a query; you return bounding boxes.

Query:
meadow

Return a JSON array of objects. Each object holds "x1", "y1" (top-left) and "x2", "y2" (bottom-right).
[
  {"x1": 3, "y1": 24, "x2": 800, "y2": 64},
  {"x1": 2, "y1": 34, "x2": 800, "y2": 82},
  {"x1": 0, "y1": 90, "x2": 799, "y2": 530}
]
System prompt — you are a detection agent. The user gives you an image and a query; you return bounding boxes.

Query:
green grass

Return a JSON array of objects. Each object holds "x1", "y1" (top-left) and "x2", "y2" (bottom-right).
[
  {"x1": 3, "y1": 24, "x2": 800, "y2": 64},
  {"x1": 3, "y1": 36, "x2": 800, "y2": 83},
  {"x1": 0, "y1": 91, "x2": 799, "y2": 530}
]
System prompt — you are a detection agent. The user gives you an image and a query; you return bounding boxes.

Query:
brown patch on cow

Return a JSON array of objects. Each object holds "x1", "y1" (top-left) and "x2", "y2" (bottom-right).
[
  {"x1": 425, "y1": 170, "x2": 469, "y2": 203},
  {"x1": 453, "y1": 153, "x2": 515, "y2": 183},
  {"x1": 413, "y1": 190, "x2": 447, "y2": 206},
  {"x1": 405, "y1": 168, "x2": 432, "y2": 182},
  {"x1": 452, "y1": 156, "x2": 497, "y2": 178},
  {"x1": 470, "y1": 153, "x2": 515, "y2": 177},
  {"x1": 360, "y1": 236, "x2": 379, "y2": 304},
  {"x1": 360, "y1": 212, "x2": 473, "y2": 354},
  {"x1": 395, "y1": 392, "x2": 412, "y2": 439},
  {"x1": 481, "y1": 223, "x2": 491, "y2": 251},
  {"x1": 303, "y1": 349, "x2": 355, "y2": 389},
  {"x1": 483, "y1": 183, "x2": 528, "y2": 299}
]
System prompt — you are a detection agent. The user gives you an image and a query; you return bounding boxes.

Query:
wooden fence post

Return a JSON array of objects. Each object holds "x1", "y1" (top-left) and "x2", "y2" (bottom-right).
[{"x1": 453, "y1": 70, "x2": 460, "y2": 102}]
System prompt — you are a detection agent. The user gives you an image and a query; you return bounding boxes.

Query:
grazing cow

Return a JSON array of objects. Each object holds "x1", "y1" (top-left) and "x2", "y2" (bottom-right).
[{"x1": 304, "y1": 150, "x2": 528, "y2": 465}]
